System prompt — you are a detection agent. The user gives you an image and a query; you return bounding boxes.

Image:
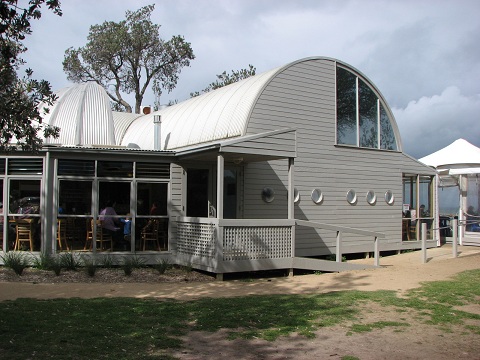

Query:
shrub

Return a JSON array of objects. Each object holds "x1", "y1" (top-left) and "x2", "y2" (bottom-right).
[
  {"x1": 121, "y1": 255, "x2": 145, "y2": 276},
  {"x1": 98, "y1": 254, "x2": 116, "y2": 268},
  {"x1": 32, "y1": 253, "x2": 55, "y2": 270},
  {"x1": 81, "y1": 255, "x2": 97, "y2": 277},
  {"x1": 59, "y1": 252, "x2": 80, "y2": 271},
  {"x1": 1, "y1": 252, "x2": 31, "y2": 275},
  {"x1": 154, "y1": 258, "x2": 171, "y2": 274},
  {"x1": 31, "y1": 253, "x2": 62, "y2": 276}
]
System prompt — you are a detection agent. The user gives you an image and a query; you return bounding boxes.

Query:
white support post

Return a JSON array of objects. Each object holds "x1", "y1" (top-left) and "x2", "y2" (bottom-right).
[
  {"x1": 216, "y1": 155, "x2": 224, "y2": 278},
  {"x1": 336, "y1": 231, "x2": 342, "y2": 262},
  {"x1": 421, "y1": 222, "x2": 427, "y2": 264},
  {"x1": 452, "y1": 219, "x2": 458, "y2": 258},
  {"x1": 374, "y1": 236, "x2": 380, "y2": 267},
  {"x1": 288, "y1": 158, "x2": 295, "y2": 276}
]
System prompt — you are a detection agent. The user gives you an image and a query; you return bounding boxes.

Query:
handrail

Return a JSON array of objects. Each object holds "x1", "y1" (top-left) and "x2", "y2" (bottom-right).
[{"x1": 295, "y1": 219, "x2": 383, "y2": 267}]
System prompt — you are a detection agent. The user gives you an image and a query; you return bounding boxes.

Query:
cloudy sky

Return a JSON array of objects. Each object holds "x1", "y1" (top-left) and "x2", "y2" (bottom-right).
[{"x1": 22, "y1": 0, "x2": 480, "y2": 159}]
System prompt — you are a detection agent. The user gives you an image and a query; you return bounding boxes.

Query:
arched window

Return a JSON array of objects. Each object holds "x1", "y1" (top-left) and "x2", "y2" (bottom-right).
[{"x1": 336, "y1": 66, "x2": 397, "y2": 151}]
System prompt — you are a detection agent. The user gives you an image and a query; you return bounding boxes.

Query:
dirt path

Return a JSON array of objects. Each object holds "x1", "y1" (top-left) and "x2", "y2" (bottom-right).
[
  {"x1": 2, "y1": 245, "x2": 480, "y2": 360},
  {"x1": 1, "y1": 245, "x2": 479, "y2": 301}
]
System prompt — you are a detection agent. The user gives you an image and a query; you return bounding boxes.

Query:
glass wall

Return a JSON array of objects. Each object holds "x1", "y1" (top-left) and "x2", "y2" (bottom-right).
[
  {"x1": 55, "y1": 159, "x2": 170, "y2": 253},
  {"x1": 466, "y1": 176, "x2": 480, "y2": 232},
  {"x1": 8, "y1": 179, "x2": 42, "y2": 251},
  {"x1": 402, "y1": 175, "x2": 435, "y2": 240}
]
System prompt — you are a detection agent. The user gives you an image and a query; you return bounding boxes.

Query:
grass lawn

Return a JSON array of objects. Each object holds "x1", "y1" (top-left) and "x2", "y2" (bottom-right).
[{"x1": 0, "y1": 269, "x2": 479, "y2": 360}]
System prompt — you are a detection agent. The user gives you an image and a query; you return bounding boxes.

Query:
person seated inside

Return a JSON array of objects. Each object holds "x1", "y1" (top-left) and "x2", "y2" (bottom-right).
[{"x1": 99, "y1": 200, "x2": 122, "y2": 241}]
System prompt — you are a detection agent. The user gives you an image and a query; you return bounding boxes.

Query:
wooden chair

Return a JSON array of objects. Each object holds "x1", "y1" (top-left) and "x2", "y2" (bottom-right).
[
  {"x1": 84, "y1": 219, "x2": 113, "y2": 251},
  {"x1": 141, "y1": 219, "x2": 161, "y2": 251},
  {"x1": 95, "y1": 220, "x2": 113, "y2": 251},
  {"x1": 14, "y1": 219, "x2": 34, "y2": 251},
  {"x1": 57, "y1": 219, "x2": 69, "y2": 251},
  {"x1": 84, "y1": 218, "x2": 93, "y2": 250}
]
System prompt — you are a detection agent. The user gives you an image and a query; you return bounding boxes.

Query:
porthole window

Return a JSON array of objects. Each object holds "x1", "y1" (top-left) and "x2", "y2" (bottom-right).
[
  {"x1": 261, "y1": 187, "x2": 275, "y2": 203},
  {"x1": 384, "y1": 190, "x2": 394, "y2": 205},
  {"x1": 366, "y1": 190, "x2": 376, "y2": 205},
  {"x1": 294, "y1": 187, "x2": 300, "y2": 203},
  {"x1": 311, "y1": 189, "x2": 323, "y2": 204},
  {"x1": 346, "y1": 189, "x2": 357, "y2": 204}
]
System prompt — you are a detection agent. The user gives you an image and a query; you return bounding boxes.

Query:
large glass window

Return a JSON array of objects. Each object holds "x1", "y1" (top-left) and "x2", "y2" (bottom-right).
[
  {"x1": 336, "y1": 67, "x2": 357, "y2": 145},
  {"x1": 359, "y1": 80, "x2": 378, "y2": 148},
  {"x1": 336, "y1": 66, "x2": 398, "y2": 151},
  {"x1": 380, "y1": 104, "x2": 397, "y2": 150},
  {"x1": 8, "y1": 179, "x2": 41, "y2": 251},
  {"x1": 466, "y1": 176, "x2": 480, "y2": 232}
]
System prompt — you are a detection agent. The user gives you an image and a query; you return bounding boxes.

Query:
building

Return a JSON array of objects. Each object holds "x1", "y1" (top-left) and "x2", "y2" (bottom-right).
[{"x1": 0, "y1": 57, "x2": 438, "y2": 276}]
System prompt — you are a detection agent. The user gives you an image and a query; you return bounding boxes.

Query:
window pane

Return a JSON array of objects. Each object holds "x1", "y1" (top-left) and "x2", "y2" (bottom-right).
[
  {"x1": 59, "y1": 180, "x2": 92, "y2": 215},
  {"x1": 97, "y1": 161, "x2": 133, "y2": 178},
  {"x1": 336, "y1": 67, "x2": 357, "y2": 145},
  {"x1": 9, "y1": 179, "x2": 41, "y2": 216},
  {"x1": 99, "y1": 182, "x2": 130, "y2": 215},
  {"x1": 380, "y1": 104, "x2": 397, "y2": 150},
  {"x1": 0, "y1": 158, "x2": 5, "y2": 174},
  {"x1": 58, "y1": 159, "x2": 95, "y2": 176},
  {"x1": 466, "y1": 176, "x2": 480, "y2": 232},
  {"x1": 359, "y1": 80, "x2": 378, "y2": 148},
  {"x1": 137, "y1": 183, "x2": 168, "y2": 216}
]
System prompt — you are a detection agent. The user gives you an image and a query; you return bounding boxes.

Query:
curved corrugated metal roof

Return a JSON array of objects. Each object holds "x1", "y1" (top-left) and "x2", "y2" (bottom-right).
[
  {"x1": 121, "y1": 67, "x2": 281, "y2": 150},
  {"x1": 112, "y1": 111, "x2": 142, "y2": 147},
  {"x1": 42, "y1": 82, "x2": 116, "y2": 146}
]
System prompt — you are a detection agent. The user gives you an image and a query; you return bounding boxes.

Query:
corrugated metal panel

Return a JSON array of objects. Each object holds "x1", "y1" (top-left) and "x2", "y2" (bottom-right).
[
  {"x1": 112, "y1": 111, "x2": 142, "y2": 146},
  {"x1": 121, "y1": 67, "x2": 281, "y2": 150},
  {"x1": 42, "y1": 82, "x2": 116, "y2": 146}
]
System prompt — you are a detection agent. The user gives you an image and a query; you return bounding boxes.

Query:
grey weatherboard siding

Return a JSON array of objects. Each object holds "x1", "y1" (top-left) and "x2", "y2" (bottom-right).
[{"x1": 242, "y1": 58, "x2": 434, "y2": 256}]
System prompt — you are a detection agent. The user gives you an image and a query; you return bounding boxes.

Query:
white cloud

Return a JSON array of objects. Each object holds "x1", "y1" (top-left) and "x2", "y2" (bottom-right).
[{"x1": 393, "y1": 86, "x2": 480, "y2": 159}]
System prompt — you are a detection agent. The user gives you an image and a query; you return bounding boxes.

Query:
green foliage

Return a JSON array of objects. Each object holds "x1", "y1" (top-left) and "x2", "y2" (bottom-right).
[
  {"x1": 0, "y1": 0, "x2": 61, "y2": 152},
  {"x1": 98, "y1": 254, "x2": 116, "y2": 268},
  {"x1": 1, "y1": 269, "x2": 479, "y2": 359},
  {"x1": 32, "y1": 253, "x2": 62, "y2": 275},
  {"x1": 59, "y1": 252, "x2": 80, "y2": 271},
  {"x1": 31, "y1": 252, "x2": 54, "y2": 270},
  {"x1": 121, "y1": 255, "x2": 145, "y2": 276},
  {"x1": 81, "y1": 256, "x2": 97, "y2": 277},
  {"x1": 190, "y1": 64, "x2": 256, "y2": 97},
  {"x1": 154, "y1": 258, "x2": 171, "y2": 274},
  {"x1": 63, "y1": 4, "x2": 195, "y2": 113},
  {"x1": 1, "y1": 251, "x2": 30, "y2": 275}
]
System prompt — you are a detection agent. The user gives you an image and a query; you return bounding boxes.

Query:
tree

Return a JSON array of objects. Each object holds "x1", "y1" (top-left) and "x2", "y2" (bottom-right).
[
  {"x1": 63, "y1": 4, "x2": 195, "y2": 114},
  {"x1": 190, "y1": 64, "x2": 256, "y2": 97},
  {"x1": 0, "y1": 0, "x2": 62, "y2": 152}
]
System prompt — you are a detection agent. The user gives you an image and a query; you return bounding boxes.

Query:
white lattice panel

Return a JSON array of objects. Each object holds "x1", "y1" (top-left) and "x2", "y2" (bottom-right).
[
  {"x1": 223, "y1": 226, "x2": 292, "y2": 261},
  {"x1": 176, "y1": 222, "x2": 216, "y2": 258}
]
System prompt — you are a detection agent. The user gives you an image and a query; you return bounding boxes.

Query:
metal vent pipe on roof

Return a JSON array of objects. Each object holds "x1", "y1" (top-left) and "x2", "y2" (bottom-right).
[{"x1": 154, "y1": 115, "x2": 162, "y2": 150}]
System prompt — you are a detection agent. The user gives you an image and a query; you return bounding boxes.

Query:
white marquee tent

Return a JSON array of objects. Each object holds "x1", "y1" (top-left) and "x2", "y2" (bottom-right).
[{"x1": 419, "y1": 139, "x2": 480, "y2": 246}]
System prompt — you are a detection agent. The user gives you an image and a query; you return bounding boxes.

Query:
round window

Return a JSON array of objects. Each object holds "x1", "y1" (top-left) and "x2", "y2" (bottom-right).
[
  {"x1": 346, "y1": 189, "x2": 357, "y2": 204},
  {"x1": 384, "y1": 190, "x2": 394, "y2": 205},
  {"x1": 261, "y1": 187, "x2": 275, "y2": 203},
  {"x1": 294, "y1": 187, "x2": 300, "y2": 203},
  {"x1": 366, "y1": 190, "x2": 376, "y2": 205},
  {"x1": 311, "y1": 188, "x2": 323, "y2": 204}
]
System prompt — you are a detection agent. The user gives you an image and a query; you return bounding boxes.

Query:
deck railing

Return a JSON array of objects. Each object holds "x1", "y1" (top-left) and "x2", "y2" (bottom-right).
[
  {"x1": 175, "y1": 217, "x2": 295, "y2": 272},
  {"x1": 175, "y1": 217, "x2": 384, "y2": 273}
]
